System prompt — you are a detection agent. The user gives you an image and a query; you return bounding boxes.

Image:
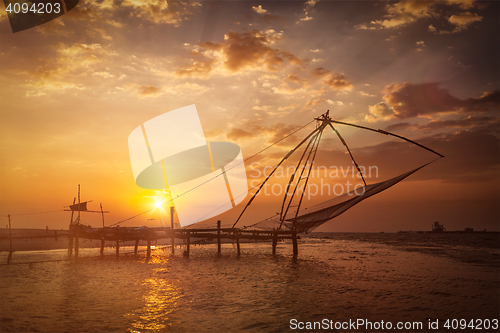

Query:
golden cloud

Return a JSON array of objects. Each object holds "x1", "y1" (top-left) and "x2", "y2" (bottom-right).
[
  {"x1": 297, "y1": 0, "x2": 318, "y2": 24},
  {"x1": 365, "y1": 103, "x2": 394, "y2": 123},
  {"x1": 355, "y1": 0, "x2": 482, "y2": 32},
  {"x1": 226, "y1": 128, "x2": 255, "y2": 141},
  {"x1": 175, "y1": 30, "x2": 302, "y2": 77},
  {"x1": 447, "y1": 11, "x2": 482, "y2": 32},
  {"x1": 23, "y1": 43, "x2": 115, "y2": 96},
  {"x1": 302, "y1": 98, "x2": 327, "y2": 112},
  {"x1": 252, "y1": 5, "x2": 268, "y2": 15},
  {"x1": 121, "y1": 0, "x2": 201, "y2": 26}
]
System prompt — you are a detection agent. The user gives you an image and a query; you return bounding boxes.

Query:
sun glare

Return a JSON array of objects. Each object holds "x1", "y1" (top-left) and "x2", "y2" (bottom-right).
[{"x1": 155, "y1": 202, "x2": 162, "y2": 208}]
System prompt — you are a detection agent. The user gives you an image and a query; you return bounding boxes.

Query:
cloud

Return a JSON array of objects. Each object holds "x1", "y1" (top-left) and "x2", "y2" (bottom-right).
[
  {"x1": 365, "y1": 103, "x2": 394, "y2": 123},
  {"x1": 167, "y1": 82, "x2": 209, "y2": 94},
  {"x1": 121, "y1": 0, "x2": 201, "y2": 26},
  {"x1": 359, "y1": 1, "x2": 437, "y2": 30},
  {"x1": 136, "y1": 85, "x2": 163, "y2": 98},
  {"x1": 259, "y1": 123, "x2": 302, "y2": 145},
  {"x1": 127, "y1": 82, "x2": 208, "y2": 98},
  {"x1": 327, "y1": 100, "x2": 344, "y2": 106},
  {"x1": 353, "y1": 128, "x2": 499, "y2": 184},
  {"x1": 252, "y1": 105, "x2": 273, "y2": 111},
  {"x1": 447, "y1": 11, "x2": 482, "y2": 32},
  {"x1": 355, "y1": 0, "x2": 482, "y2": 32},
  {"x1": 312, "y1": 67, "x2": 352, "y2": 91},
  {"x1": 359, "y1": 91, "x2": 377, "y2": 97},
  {"x1": 34, "y1": 1, "x2": 123, "y2": 38},
  {"x1": 252, "y1": 5, "x2": 268, "y2": 15},
  {"x1": 445, "y1": 0, "x2": 476, "y2": 10},
  {"x1": 278, "y1": 103, "x2": 300, "y2": 111},
  {"x1": 227, "y1": 123, "x2": 303, "y2": 146},
  {"x1": 176, "y1": 30, "x2": 302, "y2": 77},
  {"x1": 175, "y1": 59, "x2": 215, "y2": 79},
  {"x1": 227, "y1": 128, "x2": 254, "y2": 141},
  {"x1": 365, "y1": 82, "x2": 499, "y2": 121},
  {"x1": 303, "y1": 98, "x2": 326, "y2": 111},
  {"x1": 297, "y1": 0, "x2": 318, "y2": 24},
  {"x1": 23, "y1": 43, "x2": 115, "y2": 96},
  {"x1": 93, "y1": 71, "x2": 114, "y2": 78},
  {"x1": 385, "y1": 115, "x2": 498, "y2": 132}
]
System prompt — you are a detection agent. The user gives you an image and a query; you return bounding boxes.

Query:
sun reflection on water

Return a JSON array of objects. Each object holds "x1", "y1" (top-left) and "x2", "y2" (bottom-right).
[{"x1": 127, "y1": 265, "x2": 182, "y2": 332}]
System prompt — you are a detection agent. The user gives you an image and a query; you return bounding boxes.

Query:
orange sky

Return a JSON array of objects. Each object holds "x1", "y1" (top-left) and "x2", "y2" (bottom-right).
[{"x1": 0, "y1": 0, "x2": 498, "y2": 232}]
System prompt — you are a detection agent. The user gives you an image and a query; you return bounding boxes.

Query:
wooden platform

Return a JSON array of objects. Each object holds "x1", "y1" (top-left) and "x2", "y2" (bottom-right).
[{"x1": 67, "y1": 220, "x2": 298, "y2": 259}]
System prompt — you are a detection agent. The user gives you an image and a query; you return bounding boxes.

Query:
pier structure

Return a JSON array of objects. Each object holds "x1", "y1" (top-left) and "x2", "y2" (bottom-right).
[{"x1": 66, "y1": 220, "x2": 297, "y2": 259}]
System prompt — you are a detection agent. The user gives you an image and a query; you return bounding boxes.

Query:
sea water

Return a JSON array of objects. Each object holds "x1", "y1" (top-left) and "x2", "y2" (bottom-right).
[{"x1": 0, "y1": 233, "x2": 499, "y2": 332}]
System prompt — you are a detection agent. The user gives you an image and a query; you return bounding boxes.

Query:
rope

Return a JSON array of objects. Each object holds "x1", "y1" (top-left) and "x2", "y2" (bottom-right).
[{"x1": 108, "y1": 208, "x2": 154, "y2": 227}]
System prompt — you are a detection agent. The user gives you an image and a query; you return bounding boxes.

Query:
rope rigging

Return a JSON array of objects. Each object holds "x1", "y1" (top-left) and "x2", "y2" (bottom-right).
[{"x1": 232, "y1": 110, "x2": 444, "y2": 229}]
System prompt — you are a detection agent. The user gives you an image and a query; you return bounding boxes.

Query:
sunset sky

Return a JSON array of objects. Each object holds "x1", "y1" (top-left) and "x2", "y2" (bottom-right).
[{"x1": 0, "y1": 0, "x2": 498, "y2": 232}]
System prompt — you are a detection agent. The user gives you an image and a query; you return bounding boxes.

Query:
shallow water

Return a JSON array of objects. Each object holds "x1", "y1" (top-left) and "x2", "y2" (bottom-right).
[{"x1": 0, "y1": 233, "x2": 499, "y2": 332}]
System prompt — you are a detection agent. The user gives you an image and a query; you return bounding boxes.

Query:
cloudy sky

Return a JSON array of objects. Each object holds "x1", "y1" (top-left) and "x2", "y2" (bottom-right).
[{"x1": 0, "y1": 0, "x2": 498, "y2": 232}]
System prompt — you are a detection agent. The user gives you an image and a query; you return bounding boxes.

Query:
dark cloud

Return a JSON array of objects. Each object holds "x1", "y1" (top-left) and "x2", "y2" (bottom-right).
[
  {"x1": 385, "y1": 116, "x2": 498, "y2": 132},
  {"x1": 371, "y1": 82, "x2": 499, "y2": 120},
  {"x1": 350, "y1": 128, "x2": 499, "y2": 184}
]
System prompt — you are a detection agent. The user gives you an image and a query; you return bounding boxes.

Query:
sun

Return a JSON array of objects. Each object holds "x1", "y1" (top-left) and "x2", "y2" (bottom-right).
[{"x1": 155, "y1": 201, "x2": 162, "y2": 208}]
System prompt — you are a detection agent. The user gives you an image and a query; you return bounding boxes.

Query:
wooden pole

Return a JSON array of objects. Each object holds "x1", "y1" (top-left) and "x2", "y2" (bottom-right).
[
  {"x1": 100, "y1": 239, "x2": 105, "y2": 255},
  {"x1": 68, "y1": 237, "x2": 73, "y2": 255},
  {"x1": 146, "y1": 239, "x2": 151, "y2": 258},
  {"x1": 75, "y1": 185, "x2": 80, "y2": 258},
  {"x1": 170, "y1": 207, "x2": 175, "y2": 255},
  {"x1": 115, "y1": 239, "x2": 119, "y2": 259},
  {"x1": 217, "y1": 220, "x2": 221, "y2": 255},
  {"x1": 236, "y1": 231, "x2": 240, "y2": 257},
  {"x1": 100, "y1": 203, "x2": 105, "y2": 227},
  {"x1": 186, "y1": 231, "x2": 190, "y2": 257},
  {"x1": 7, "y1": 214, "x2": 12, "y2": 264},
  {"x1": 68, "y1": 197, "x2": 75, "y2": 255},
  {"x1": 74, "y1": 232, "x2": 79, "y2": 257},
  {"x1": 272, "y1": 230, "x2": 278, "y2": 255},
  {"x1": 134, "y1": 239, "x2": 139, "y2": 254},
  {"x1": 292, "y1": 227, "x2": 298, "y2": 257}
]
